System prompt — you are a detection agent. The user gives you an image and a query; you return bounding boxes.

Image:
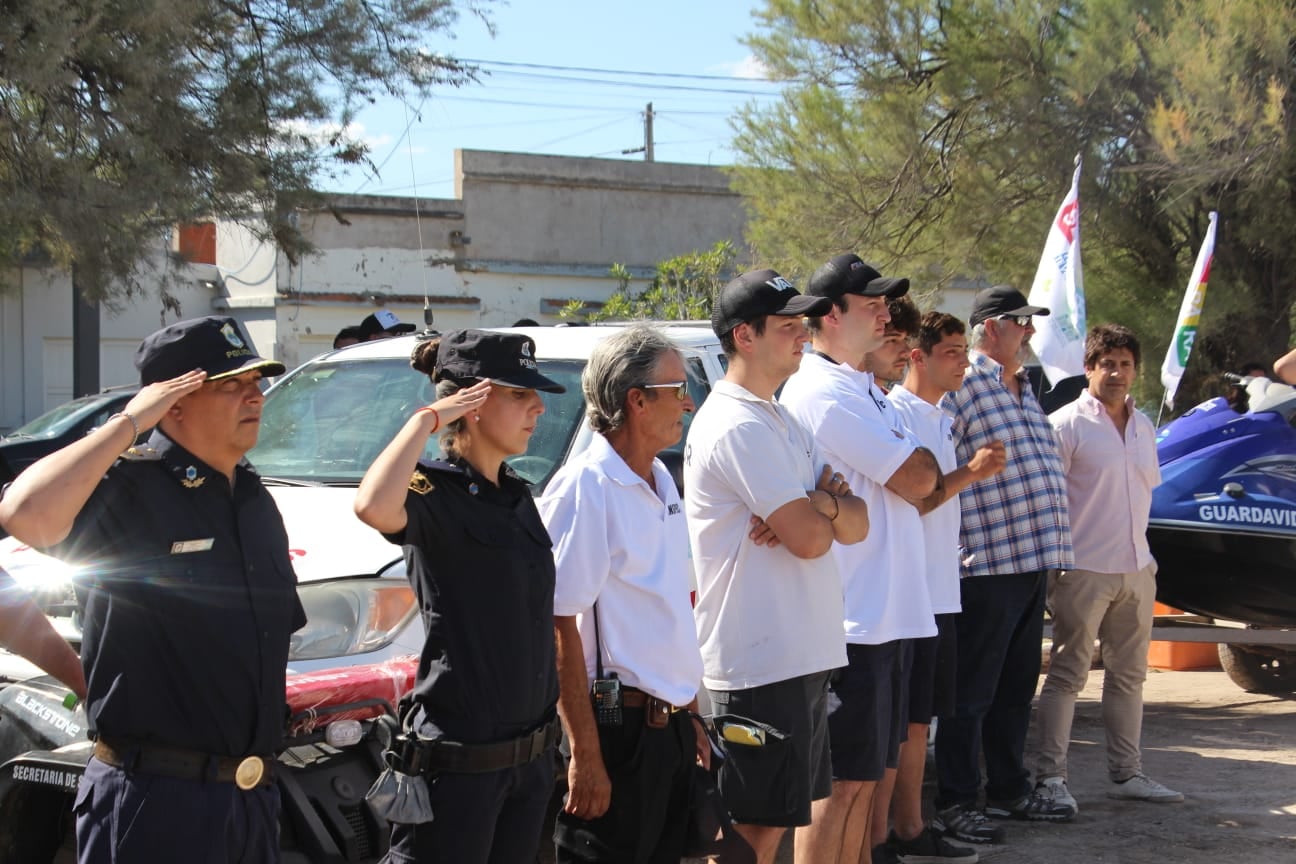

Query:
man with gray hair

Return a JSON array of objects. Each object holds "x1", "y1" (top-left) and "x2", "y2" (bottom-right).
[
  {"x1": 539, "y1": 324, "x2": 710, "y2": 863},
  {"x1": 932, "y1": 286, "x2": 1075, "y2": 844}
]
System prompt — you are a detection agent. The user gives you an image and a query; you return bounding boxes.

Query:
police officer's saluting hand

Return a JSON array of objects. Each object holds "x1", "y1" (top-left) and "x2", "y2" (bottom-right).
[
  {"x1": 0, "y1": 316, "x2": 307, "y2": 864},
  {"x1": 355, "y1": 330, "x2": 566, "y2": 864}
]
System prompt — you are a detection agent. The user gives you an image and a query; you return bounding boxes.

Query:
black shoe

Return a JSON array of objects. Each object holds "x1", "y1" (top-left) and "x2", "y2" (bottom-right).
[
  {"x1": 932, "y1": 804, "x2": 1005, "y2": 845},
  {"x1": 985, "y1": 789, "x2": 1077, "y2": 822},
  {"x1": 889, "y1": 828, "x2": 979, "y2": 863},
  {"x1": 872, "y1": 843, "x2": 901, "y2": 864}
]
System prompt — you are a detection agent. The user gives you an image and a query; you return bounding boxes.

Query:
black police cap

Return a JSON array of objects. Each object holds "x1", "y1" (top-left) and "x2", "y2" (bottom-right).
[
  {"x1": 135, "y1": 316, "x2": 286, "y2": 385},
  {"x1": 434, "y1": 330, "x2": 566, "y2": 393}
]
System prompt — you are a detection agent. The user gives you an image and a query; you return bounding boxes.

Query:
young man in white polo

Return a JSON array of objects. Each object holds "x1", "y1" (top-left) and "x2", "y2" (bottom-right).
[
  {"x1": 888, "y1": 311, "x2": 1008, "y2": 858},
  {"x1": 541, "y1": 325, "x2": 712, "y2": 863},
  {"x1": 780, "y1": 255, "x2": 943, "y2": 864},
  {"x1": 685, "y1": 268, "x2": 870, "y2": 864}
]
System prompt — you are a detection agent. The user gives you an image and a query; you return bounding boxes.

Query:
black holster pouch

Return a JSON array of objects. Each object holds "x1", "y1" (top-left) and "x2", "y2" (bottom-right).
[{"x1": 365, "y1": 709, "x2": 435, "y2": 825}]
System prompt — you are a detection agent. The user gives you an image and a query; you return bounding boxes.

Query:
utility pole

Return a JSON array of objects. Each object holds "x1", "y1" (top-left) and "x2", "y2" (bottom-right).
[
  {"x1": 644, "y1": 102, "x2": 654, "y2": 162},
  {"x1": 620, "y1": 103, "x2": 657, "y2": 161}
]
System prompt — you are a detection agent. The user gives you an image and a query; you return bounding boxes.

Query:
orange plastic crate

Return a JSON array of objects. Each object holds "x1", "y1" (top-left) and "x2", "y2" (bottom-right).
[{"x1": 1147, "y1": 603, "x2": 1221, "y2": 670}]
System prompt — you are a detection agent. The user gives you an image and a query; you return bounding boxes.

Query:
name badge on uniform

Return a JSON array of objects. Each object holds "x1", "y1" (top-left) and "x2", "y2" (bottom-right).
[
  {"x1": 171, "y1": 539, "x2": 215, "y2": 554},
  {"x1": 667, "y1": 503, "x2": 681, "y2": 515}
]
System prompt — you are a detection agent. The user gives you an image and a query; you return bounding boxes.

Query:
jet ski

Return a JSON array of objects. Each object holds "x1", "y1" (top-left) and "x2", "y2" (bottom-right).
[{"x1": 1147, "y1": 375, "x2": 1296, "y2": 691}]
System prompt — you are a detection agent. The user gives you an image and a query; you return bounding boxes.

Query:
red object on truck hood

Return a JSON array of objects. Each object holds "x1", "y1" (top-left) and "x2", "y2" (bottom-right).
[{"x1": 284, "y1": 655, "x2": 419, "y2": 735}]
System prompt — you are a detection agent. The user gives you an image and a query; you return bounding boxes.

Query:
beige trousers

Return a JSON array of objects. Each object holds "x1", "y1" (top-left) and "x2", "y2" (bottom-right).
[{"x1": 1035, "y1": 563, "x2": 1157, "y2": 782}]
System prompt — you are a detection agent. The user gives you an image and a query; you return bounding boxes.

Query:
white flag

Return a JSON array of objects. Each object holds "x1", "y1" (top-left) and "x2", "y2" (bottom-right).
[
  {"x1": 1027, "y1": 160, "x2": 1086, "y2": 385},
  {"x1": 1161, "y1": 211, "x2": 1218, "y2": 410}
]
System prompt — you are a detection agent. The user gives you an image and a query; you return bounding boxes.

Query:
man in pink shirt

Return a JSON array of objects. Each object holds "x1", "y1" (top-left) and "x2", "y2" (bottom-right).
[{"x1": 1036, "y1": 324, "x2": 1183, "y2": 811}]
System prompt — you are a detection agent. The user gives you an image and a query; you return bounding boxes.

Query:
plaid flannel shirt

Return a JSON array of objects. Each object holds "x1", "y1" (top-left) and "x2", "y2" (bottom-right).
[{"x1": 940, "y1": 351, "x2": 1073, "y2": 576}]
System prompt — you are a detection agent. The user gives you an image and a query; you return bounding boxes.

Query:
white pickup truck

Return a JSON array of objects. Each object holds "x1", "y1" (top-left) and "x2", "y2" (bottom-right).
[{"x1": 0, "y1": 322, "x2": 725, "y2": 863}]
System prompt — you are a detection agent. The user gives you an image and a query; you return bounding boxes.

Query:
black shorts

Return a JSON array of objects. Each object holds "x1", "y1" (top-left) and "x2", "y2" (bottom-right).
[
  {"x1": 827, "y1": 641, "x2": 913, "y2": 782},
  {"x1": 707, "y1": 670, "x2": 833, "y2": 827},
  {"x1": 908, "y1": 613, "x2": 958, "y2": 724}
]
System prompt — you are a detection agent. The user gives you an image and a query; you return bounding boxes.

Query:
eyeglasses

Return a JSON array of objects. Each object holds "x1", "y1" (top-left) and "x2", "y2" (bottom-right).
[
  {"x1": 998, "y1": 315, "x2": 1033, "y2": 327},
  {"x1": 639, "y1": 381, "x2": 688, "y2": 401}
]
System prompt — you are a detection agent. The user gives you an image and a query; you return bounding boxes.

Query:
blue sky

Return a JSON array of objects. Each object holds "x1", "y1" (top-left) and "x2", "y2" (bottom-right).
[{"x1": 316, "y1": 0, "x2": 781, "y2": 198}]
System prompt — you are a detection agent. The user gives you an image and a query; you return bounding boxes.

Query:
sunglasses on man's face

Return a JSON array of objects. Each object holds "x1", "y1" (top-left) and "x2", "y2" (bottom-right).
[
  {"x1": 998, "y1": 315, "x2": 1033, "y2": 328},
  {"x1": 639, "y1": 381, "x2": 689, "y2": 401}
]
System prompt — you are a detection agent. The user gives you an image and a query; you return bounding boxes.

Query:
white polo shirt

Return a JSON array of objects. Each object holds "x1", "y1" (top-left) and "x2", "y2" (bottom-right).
[
  {"x1": 888, "y1": 384, "x2": 963, "y2": 614},
  {"x1": 540, "y1": 433, "x2": 703, "y2": 707},
  {"x1": 683, "y1": 380, "x2": 848, "y2": 691},
  {"x1": 782, "y1": 353, "x2": 936, "y2": 644}
]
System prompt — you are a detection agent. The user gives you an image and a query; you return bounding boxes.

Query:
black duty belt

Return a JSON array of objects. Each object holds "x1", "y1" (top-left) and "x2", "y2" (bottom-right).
[
  {"x1": 93, "y1": 738, "x2": 275, "y2": 791},
  {"x1": 409, "y1": 716, "x2": 561, "y2": 775}
]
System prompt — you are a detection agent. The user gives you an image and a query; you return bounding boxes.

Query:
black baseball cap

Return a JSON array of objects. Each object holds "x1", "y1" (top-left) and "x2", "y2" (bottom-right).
[
  {"x1": 135, "y1": 316, "x2": 286, "y2": 385},
  {"x1": 969, "y1": 285, "x2": 1050, "y2": 327},
  {"x1": 806, "y1": 254, "x2": 909, "y2": 300},
  {"x1": 358, "y1": 309, "x2": 417, "y2": 338},
  {"x1": 711, "y1": 269, "x2": 833, "y2": 338},
  {"x1": 434, "y1": 330, "x2": 566, "y2": 393}
]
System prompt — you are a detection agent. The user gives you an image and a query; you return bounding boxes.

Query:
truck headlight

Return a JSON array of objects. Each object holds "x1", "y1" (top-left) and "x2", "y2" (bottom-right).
[{"x1": 289, "y1": 578, "x2": 417, "y2": 661}]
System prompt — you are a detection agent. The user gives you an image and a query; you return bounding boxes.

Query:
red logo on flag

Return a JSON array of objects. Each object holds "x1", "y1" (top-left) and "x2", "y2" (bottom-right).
[{"x1": 1057, "y1": 200, "x2": 1078, "y2": 244}]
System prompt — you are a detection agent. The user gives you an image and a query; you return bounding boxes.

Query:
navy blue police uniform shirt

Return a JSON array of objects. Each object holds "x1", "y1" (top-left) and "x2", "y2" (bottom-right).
[
  {"x1": 386, "y1": 457, "x2": 558, "y2": 744},
  {"x1": 47, "y1": 430, "x2": 307, "y2": 757}
]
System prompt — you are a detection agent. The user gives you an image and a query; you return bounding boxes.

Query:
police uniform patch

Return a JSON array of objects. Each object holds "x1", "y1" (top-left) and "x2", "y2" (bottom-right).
[
  {"x1": 182, "y1": 465, "x2": 205, "y2": 489},
  {"x1": 121, "y1": 446, "x2": 161, "y2": 461},
  {"x1": 409, "y1": 472, "x2": 434, "y2": 495}
]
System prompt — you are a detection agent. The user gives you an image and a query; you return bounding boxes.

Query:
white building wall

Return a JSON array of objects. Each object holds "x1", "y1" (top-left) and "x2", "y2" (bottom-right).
[{"x1": 5, "y1": 149, "x2": 750, "y2": 428}]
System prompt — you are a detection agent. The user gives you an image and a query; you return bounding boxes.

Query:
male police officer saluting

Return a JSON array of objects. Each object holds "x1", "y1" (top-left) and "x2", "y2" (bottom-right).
[{"x1": 0, "y1": 316, "x2": 306, "y2": 864}]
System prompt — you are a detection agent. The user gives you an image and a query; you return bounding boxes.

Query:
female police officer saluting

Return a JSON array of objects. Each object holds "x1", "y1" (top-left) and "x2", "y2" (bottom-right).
[{"x1": 355, "y1": 329, "x2": 565, "y2": 864}]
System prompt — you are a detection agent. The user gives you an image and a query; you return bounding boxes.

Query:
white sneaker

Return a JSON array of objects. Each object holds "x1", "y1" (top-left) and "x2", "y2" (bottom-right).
[
  {"x1": 1108, "y1": 773, "x2": 1184, "y2": 803},
  {"x1": 1036, "y1": 775, "x2": 1079, "y2": 813}
]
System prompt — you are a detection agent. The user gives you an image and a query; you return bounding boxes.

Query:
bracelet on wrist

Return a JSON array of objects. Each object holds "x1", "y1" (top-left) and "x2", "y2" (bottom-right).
[
  {"x1": 109, "y1": 411, "x2": 140, "y2": 450},
  {"x1": 415, "y1": 405, "x2": 441, "y2": 434}
]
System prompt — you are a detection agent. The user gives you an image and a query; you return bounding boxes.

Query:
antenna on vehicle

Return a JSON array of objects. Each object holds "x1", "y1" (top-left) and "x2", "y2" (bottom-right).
[{"x1": 401, "y1": 97, "x2": 437, "y2": 339}]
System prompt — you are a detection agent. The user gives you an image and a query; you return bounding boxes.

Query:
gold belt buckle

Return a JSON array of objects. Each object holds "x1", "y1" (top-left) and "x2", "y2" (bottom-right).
[{"x1": 234, "y1": 756, "x2": 265, "y2": 791}]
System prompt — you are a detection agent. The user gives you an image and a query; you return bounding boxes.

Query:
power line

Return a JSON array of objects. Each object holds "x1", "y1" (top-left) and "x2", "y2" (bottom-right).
[
  {"x1": 523, "y1": 114, "x2": 640, "y2": 152},
  {"x1": 481, "y1": 68, "x2": 777, "y2": 97},
  {"x1": 425, "y1": 92, "x2": 768, "y2": 116},
  {"x1": 462, "y1": 57, "x2": 779, "y2": 84}
]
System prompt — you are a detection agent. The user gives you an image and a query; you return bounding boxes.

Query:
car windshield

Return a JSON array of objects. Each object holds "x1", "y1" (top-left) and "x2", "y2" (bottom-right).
[
  {"x1": 249, "y1": 357, "x2": 587, "y2": 488},
  {"x1": 6, "y1": 393, "x2": 126, "y2": 440}
]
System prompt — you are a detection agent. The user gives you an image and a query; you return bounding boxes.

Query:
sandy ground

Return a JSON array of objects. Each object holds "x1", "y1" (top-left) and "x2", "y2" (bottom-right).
[{"x1": 757, "y1": 667, "x2": 1296, "y2": 863}]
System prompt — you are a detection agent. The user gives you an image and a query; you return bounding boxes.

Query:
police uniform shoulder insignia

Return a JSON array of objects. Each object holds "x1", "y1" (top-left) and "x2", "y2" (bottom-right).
[
  {"x1": 181, "y1": 465, "x2": 206, "y2": 489},
  {"x1": 120, "y1": 445, "x2": 162, "y2": 462},
  {"x1": 409, "y1": 471, "x2": 434, "y2": 495}
]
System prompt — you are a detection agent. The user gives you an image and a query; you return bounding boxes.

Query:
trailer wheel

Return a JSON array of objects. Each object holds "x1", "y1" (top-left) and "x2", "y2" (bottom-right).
[{"x1": 1217, "y1": 644, "x2": 1296, "y2": 693}]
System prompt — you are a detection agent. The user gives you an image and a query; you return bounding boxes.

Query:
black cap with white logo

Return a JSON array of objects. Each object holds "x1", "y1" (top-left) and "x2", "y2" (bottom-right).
[
  {"x1": 711, "y1": 269, "x2": 833, "y2": 338},
  {"x1": 358, "y1": 309, "x2": 417, "y2": 338},
  {"x1": 805, "y1": 254, "x2": 909, "y2": 300},
  {"x1": 135, "y1": 316, "x2": 286, "y2": 385},
  {"x1": 434, "y1": 330, "x2": 566, "y2": 393}
]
